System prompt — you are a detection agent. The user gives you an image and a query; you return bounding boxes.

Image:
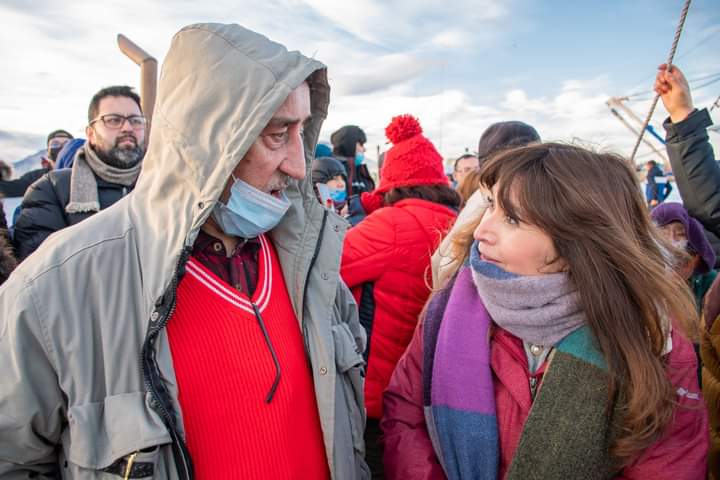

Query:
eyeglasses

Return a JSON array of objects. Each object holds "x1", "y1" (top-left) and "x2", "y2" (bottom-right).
[{"x1": 90, "y1": 114, "x2": 146, "y2": 130}]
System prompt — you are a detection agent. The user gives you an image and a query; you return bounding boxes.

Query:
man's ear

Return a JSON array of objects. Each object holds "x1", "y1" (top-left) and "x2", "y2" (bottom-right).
[{"x1": 85, "y1": 125, "x2": 95, "y2": 146}]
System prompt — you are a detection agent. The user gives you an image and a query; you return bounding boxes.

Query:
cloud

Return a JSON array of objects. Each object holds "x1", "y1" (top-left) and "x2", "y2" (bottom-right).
[
  {"x1": 319, "y1": 73, "x2": 719, "y2": 169},
  {"x1": 2, "y1": 0, "x2": 717, "y2": 173},
  {"x1": 302, "y1": 0, "x2": 509, "y2": 49},
  {"x1": 0, "y1": 130, "x2": 45, "y2": 162},
  {"x1": 430, "y1": 30, "x2": 468, "y2": 49},
  {"x1": 319, "y1": 48, "x2": 434, "y2": 95}
]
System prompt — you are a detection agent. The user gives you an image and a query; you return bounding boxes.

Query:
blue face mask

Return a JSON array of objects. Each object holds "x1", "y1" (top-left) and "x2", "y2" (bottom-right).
[
  {"x1": 212, "y1": 177, "x2": 291, "y2": 238},
  {"x1": 329, "y1": 187, "x2": 347, "y2": 203},
  {"x1": 354, "y1": 152, "x2": 365, "y2": 166}
]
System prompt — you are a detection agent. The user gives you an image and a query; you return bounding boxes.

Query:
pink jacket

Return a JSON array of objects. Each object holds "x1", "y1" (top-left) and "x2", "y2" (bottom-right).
[{"x1": 382, "y1": 321, "x2": 708, "y2": 479}]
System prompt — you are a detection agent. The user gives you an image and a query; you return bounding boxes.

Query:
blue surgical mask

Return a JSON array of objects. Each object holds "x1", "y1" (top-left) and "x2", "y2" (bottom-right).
[
  {"x1": 212, "y1": 177, "x2": 291, "y2": 238},
  {"x1": 329, "y1": 188, "x2": 347, "y2": 203},
  {"x1": 354, "y1": 152, "x2": 365, "y2": 166}
]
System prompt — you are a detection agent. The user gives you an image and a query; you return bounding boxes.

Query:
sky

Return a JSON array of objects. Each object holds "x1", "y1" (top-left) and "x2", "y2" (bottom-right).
[{"x1": 0, "y1": 0, "x2": 719, "y2": 171}]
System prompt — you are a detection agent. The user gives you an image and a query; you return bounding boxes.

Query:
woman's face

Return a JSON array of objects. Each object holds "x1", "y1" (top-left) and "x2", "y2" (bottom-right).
[
  {"x1": 473, "y1": 185, "x2": 563, "y2": 276},
  {"x1": 326, "y1": 175, "x2": 346, "y2": 191},
  {"x1": 355, "y1": 142, "x2": 366, "y2": 156},
  {"x1": 659, "y1": 221, "x2": 697, "y2": 279},
  {"x1": 659, "y1": 221, "x2": 688, "y2": 246}
]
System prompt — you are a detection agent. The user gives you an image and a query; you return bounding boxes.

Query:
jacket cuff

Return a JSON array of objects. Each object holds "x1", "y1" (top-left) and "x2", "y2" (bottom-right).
[{"x1": 663, "y1": 108, "x2": 713, "y2": 141}]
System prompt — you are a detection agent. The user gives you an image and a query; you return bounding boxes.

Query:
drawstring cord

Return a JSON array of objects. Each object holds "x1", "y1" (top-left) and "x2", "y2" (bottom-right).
[{"x1": 242, "y1": 259, "x2": 281, "y2": 403}]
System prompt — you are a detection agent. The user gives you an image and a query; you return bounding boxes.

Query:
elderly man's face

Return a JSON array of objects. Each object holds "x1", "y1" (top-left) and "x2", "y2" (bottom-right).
[{"x1": 222, "y1": 82, "x2": 311, "y2": 202}]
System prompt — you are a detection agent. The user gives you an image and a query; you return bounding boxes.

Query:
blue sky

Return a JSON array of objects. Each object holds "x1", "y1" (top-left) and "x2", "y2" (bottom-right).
[{"x1": 0, "y1": 0, "x2": 718, "y2": 167}]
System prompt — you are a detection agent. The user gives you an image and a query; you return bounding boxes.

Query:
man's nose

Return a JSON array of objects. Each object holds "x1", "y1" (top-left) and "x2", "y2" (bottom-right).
[
  {"x1": 281, "y1": 130, "x2": 306, "y2": 180},
  {"x1": 119, "y1": 118, "x2": 134, "y2": 132}
]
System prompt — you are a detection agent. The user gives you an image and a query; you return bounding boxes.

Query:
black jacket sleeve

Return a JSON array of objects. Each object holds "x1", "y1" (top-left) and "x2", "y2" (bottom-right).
[
  {"x1": 665, "y1": 108, "x2": 720, "y2": 237},
  {"x1": 0, "y1": 168, "x2": 48, "y2": 198},
  {"x1": 12, "y1": 173, "x2": 69, "y2": 260}
]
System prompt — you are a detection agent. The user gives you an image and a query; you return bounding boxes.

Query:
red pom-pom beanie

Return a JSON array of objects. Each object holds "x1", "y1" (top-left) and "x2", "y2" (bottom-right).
[{"x1": 376, "y1": 114, "x2": 449, "y2": 195}]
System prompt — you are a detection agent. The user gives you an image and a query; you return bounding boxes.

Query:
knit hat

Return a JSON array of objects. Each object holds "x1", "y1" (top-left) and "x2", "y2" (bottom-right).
[
  {"x1": 311, "y1": 156, "x2": 347, "y2": 185},
  {"x1": 477, "y1": 121, "x2": 540, "y2": 162},
  {"x1": 314, "y1": 142, "x2": 333, "y2": 158},
  {"x1": 47, "y1": 129, "x2": 73, "y2": 146},
  {"x1": 651, "y1": 202, "x2": 716, "y2": 274},
  {"x1": 376, "y1": 114, "x2": 448, "y2": 195},
  {"x1": 330, "y1": 125, "x2": 366, "y2": 158}
]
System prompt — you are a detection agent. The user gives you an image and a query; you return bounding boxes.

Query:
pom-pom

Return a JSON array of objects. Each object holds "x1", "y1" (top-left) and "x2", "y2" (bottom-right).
[{"x1": 385, "y1": 114, "x2": 422, "y2": 144}]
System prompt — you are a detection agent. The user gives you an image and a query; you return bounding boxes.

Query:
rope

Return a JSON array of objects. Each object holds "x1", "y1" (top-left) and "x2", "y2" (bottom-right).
[
  {"x1": 711, "y1": 93, "x2": 720, "y2": 112},
  {"x1": 629, "y1": 0, "x2": 692, "y2": 163}
]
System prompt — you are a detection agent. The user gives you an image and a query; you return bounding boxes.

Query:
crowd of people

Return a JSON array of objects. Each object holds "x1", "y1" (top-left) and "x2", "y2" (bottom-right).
[{"x1": 0, "y1": 23, "x2": 718, "y2": 480}]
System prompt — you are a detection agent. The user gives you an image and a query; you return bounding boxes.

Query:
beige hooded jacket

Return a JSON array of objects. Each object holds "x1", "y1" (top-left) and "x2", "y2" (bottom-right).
[{"x1": 0, "y1": 23, "x2": 369, "y2": 479}]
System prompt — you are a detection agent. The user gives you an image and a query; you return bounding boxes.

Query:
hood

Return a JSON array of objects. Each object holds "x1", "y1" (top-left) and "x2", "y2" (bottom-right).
[{"x1": 128, "y1": 23, "x2": 329, "y2": 300}]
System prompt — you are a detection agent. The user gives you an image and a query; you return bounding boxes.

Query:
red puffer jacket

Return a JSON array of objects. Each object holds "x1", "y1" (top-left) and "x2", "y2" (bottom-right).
[
  {"x1": 382, "y1": 320, "x2": 708, "y2": 479},
  {"x1": 341, "y1": 198, "x2": 456, "y2": 419}
]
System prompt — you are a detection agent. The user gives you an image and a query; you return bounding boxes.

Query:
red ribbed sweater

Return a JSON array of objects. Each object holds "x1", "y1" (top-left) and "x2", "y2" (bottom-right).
[{"x1": 167, "y1": 234, "x2": 329, "y2": 479}]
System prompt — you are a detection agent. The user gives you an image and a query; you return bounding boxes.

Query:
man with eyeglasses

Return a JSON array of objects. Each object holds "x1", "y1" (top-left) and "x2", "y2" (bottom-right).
[
  {"x1": 12, "y1": 85, "x2": 146, "y2": 260},
  {"x1": 0, "y1": 24, "x2": 369, "y2": 479}
]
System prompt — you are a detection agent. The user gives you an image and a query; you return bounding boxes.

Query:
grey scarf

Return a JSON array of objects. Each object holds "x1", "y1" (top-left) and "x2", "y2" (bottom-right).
[
  {"x1": 65, "y1": 144, "x2": 141, "y2": 214},
  {"x1": 469, "y1": 240, "x2": 585, "y2": 346}
]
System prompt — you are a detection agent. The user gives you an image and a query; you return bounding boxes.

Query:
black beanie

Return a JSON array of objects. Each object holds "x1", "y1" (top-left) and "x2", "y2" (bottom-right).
[
  {"x1": 46, "y1": 129, "x2": 74, "y2": 146},
  {"x1": 477, "y1": 121, "x2": 540, "y2": 160},
  {"x1": 312, "y1": 156, "x2": 347, "y2": 185}
]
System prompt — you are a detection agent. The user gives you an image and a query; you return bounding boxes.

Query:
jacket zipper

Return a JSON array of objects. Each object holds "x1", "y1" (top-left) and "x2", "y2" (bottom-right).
[{"x1": 140, "y1": 246, "x2": 194, "y2": 480}]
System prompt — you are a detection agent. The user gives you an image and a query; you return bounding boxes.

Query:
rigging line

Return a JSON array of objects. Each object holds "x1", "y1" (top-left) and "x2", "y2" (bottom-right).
[
  {"x1": 630, "y1": 0, "x2": 692, "y2": 163},
  {"x1": 674, "y1": 25, "x2": 720, "y2": 61},
  {"x1": 622, "y1": 26, "x2": 720, "y2": 96},
  {"x1": 710, "y1": 93, "x2": 720, "y2": 112},
  {"x1": 624, "y1": 71, "x2": 720, "y2": 99},
  {"x1": 691, "y1": 76, "x2": 720, "y2": 91}
]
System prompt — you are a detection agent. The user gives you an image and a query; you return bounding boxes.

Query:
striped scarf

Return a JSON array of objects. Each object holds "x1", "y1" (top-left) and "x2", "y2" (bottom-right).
[{"x1": 422, "y1": 262, "x2": 621, "y2": 479}]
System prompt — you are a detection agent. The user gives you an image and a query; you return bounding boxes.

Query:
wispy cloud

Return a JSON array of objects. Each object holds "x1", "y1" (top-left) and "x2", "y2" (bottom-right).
[
  {"x1": 0, "y1": 0, "x2": 717, "y2": 168},
  {"x1": 303, "y1": 0, "x2": 508, "y2": 49},
  {"x1": 320, "y1": 74, "x2": 679, "y2": 165}
]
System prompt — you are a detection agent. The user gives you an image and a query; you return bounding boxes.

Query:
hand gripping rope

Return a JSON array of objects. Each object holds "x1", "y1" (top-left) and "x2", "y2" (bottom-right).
[{"x1": 629, "y1": 0, "x2": 692, "y2": 163}]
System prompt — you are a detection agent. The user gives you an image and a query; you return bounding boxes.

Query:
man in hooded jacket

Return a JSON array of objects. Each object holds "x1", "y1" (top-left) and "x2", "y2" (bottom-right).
[{"x1": 0, "y1": 23, "x2": 369, "y2": 479}]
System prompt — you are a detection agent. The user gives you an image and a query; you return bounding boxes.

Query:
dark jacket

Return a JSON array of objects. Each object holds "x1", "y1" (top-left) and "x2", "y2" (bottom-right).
[
  {"x1": 664, "y1": 108, "x2": 720, "y2": 267},
  {"x1": 645, "y1": 165, "x2": 673, "y2": 204},
  {"x1": 12, "y1": 169, "x2": 133, "y2": 260},
  {"x1": 0, "y1": 200, "x2": 16, "y2": 284},
  {"x1": 664, "y1": 108, "x2": 719, "y2": 235},
  {"x1": 0, "y1": 167, "x2": 50, "y2": 198},
  {"x1": 339, "y1": 157, "x2": 375, "y2": 197}
]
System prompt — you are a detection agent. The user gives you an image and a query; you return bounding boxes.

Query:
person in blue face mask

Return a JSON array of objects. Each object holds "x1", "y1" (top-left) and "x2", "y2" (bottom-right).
[
  {"x1": 0, "y1": 24, "x2": 370, "y2": 480},
  {"x1": 330, "y1": 125, "x2": 375, "y2": 197},
  {"x1": 312, "y1": 156, "x2": 348, "y2": 214}
]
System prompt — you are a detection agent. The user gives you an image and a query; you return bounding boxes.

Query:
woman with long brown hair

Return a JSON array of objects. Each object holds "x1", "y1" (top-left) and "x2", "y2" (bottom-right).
[{"x1": 381, "y1": 143, "x2": 708, "y2": 479}]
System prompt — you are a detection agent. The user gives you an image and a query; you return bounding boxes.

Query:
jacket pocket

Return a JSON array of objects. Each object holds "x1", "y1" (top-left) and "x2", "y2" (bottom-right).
[
  {"x1": 332, "y1": 322, "x2": 371, "y2": 479},
  {"x1": 62, "y1": 391, "x2": 171, "y2": 478},
  {"x1": 332, "y1": 321, "x2": 365, "y2": 374}
]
